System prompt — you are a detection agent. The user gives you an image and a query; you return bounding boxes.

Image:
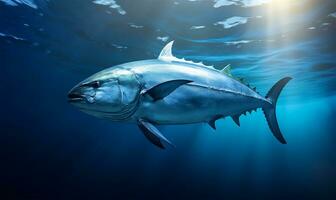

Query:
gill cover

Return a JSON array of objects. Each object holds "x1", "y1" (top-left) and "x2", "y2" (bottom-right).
[{"x1": 114, "y1": 68, "x2": 141, "y2": 106}]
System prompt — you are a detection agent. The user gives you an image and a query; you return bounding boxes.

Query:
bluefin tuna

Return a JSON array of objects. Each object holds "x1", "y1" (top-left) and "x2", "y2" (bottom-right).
[{"x1": 68, "y1": 41, "x2": 292, "y2": 149}]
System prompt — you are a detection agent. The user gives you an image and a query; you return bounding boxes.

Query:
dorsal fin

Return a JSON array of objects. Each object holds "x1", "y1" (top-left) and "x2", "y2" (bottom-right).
[
  {"x1": 220, "y1": 64, "x2": 232, "y2": 75},
  {"x1": 157, "y1": 42, "x2": 260, "y2": 96},
  {"x1": 158, "y1": 41, "x2": 175, "y2": 61},
  {"x1": 157, "y1": 41, "x2": 216, "y2": 70},
  {"x1": 220, "y1": 65, "x2": 256, "y2": 90}
]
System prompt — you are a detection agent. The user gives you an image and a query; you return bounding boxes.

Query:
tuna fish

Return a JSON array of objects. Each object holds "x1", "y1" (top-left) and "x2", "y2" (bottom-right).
[{"x1": 68, "y1": 41, "x2": 292, "y2": 149}]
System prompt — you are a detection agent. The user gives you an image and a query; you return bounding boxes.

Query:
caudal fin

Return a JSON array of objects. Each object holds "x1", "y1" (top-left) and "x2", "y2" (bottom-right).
[{"x1": 262, "y1": 77, "x2": 292, "y2": 144}]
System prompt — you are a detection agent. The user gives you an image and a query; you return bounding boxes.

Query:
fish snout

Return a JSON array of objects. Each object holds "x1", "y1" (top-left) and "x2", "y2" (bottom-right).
[
  {"x1": 68, "y1": 84, "x2": 96, "y2": 104},
  {"x1": 67, "y1": 87, "x2": 85, "y2": 103},
  {"x1": 68, "y1": 92, "x2": 84, "y2": 102}
]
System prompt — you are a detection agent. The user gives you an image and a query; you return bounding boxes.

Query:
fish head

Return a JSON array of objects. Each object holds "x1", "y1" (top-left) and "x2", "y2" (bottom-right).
[{"x1": 68, "y1": 67, "x2": 141, "y2": 120}]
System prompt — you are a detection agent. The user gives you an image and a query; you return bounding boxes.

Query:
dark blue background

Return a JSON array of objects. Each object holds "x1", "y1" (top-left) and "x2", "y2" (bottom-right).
[{"x1": 1, "y1": 0, "x2": 336, "y2": 199}]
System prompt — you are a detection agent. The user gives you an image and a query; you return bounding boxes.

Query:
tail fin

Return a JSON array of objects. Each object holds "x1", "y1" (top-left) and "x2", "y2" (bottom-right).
[{"x1": 262, "y1": 77, "x2": 292, "y2": 144}]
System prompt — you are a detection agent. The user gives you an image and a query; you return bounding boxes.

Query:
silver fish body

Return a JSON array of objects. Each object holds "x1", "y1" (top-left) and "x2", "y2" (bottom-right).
[
  {"x1": 118, "y1": 59, "x2": 269, "y2": 124},
  {"x1": 68, "y1": 41, "x2": 291, "y2": 149}
]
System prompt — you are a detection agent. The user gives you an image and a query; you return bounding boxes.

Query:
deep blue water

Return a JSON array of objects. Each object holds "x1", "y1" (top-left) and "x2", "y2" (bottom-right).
[{"x1": 1, "y1": 0, "x2": 336, "y2": 199}]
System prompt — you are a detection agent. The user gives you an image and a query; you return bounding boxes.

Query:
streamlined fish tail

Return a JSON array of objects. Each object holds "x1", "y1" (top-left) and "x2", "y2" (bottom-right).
[{"x1": 262, "y1": 77, "x2": 292, "y2": 144}]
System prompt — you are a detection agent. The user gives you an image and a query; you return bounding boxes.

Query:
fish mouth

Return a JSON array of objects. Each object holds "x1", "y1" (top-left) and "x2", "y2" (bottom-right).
[{"x1": 67, "y1": 93, "x2": 85, "y2": 103}]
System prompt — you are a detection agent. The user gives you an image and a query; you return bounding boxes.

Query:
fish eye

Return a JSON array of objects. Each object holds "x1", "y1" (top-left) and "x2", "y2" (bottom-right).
[
  {"x1": 91, "y1": 81, "x2": 100, "y2": 88},
  {"x1": 82, "y1": 81, "x2": 100, "y2": 88}
]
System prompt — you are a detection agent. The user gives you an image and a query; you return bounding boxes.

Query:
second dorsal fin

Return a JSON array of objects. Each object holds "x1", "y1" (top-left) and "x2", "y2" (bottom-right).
[{"x1": 220, "y1": 64, "x2": 232, "y2": 75}]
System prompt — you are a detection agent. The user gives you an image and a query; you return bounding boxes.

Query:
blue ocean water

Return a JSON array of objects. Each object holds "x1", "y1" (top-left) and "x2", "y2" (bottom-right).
[{"x1": 1, "y1": 0, "x2": 336, "y2": 199}]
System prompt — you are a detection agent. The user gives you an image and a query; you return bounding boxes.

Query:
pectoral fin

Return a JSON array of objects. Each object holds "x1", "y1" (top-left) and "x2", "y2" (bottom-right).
[
  {"x1": 137, "y1": 119, "x2": 174, "y2": 149},
  {"x1": 144, "y1": 79, "x2": 192, "y2": 101}
]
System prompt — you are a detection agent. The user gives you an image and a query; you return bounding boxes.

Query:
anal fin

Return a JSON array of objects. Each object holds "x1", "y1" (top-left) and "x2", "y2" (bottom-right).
[
  {"x1": 208, "y1": 115, "x2": 223, "y2": 130},
  {"x1": 231, "y1": 115, "x2": 240, "y2": 127}
]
